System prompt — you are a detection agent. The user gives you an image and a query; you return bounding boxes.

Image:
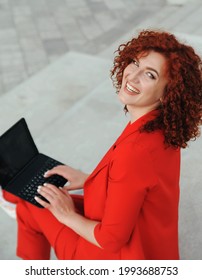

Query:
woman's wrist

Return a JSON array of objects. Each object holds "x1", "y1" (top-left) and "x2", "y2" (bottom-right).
[
  {"x1": 63, "y1": 211, "x2": 101, "y2": 248},
  {"x1": 77, "y1": 171, "x2": 89, "y2": 188}
]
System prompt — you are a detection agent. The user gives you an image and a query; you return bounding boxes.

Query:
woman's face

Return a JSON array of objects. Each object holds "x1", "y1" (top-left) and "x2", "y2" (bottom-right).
[{"x1": 118, "y1": 51, "x2": 168, "y2": 120}]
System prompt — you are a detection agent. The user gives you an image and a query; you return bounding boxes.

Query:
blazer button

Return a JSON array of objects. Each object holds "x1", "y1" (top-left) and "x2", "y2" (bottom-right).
[{"x1": 113, "y1": 145, "x2": 116, "y2": 150}]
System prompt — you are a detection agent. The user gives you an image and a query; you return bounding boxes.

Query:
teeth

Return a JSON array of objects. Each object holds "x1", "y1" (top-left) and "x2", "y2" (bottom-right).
[{"x1": 126, "y1": 83, "x2": 140, "y2": 94}]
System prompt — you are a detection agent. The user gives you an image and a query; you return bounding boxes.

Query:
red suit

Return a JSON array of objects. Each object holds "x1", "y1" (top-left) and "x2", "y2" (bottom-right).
[{"x1": 3, "y1": 110, "x2": 180, "y2": 259}]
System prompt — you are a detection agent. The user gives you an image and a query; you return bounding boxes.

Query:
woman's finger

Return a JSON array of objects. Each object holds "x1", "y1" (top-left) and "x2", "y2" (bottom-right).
[
  {"x1": 37, "y1": 184, "x2": 59, "y2": 203},
  {"x1": 42, "y1": 183, "x2": 61, "y2": 195},
  {"x1": 44, "y1": 165, "x2": 69, "y2": 178},
  {"x1": 34, "y1": 195, "x2": 50, "y2": 208}
]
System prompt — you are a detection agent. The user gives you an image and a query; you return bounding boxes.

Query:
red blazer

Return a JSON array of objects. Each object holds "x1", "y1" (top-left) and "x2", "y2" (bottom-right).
[{"x1": 73, "y1": 110, "x2": 180, "y2": 259}]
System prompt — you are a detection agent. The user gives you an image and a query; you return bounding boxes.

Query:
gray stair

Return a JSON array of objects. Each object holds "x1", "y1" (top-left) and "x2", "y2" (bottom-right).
[
  {"x1": 100, "y1": 2, "x2": 202, "y2": 60},
  {"x1": 36, "y1": 78, "x2": 127, "y2": 173},
  {"x1": 0, "y1": 51, "x2": 112, "y2": 136}
]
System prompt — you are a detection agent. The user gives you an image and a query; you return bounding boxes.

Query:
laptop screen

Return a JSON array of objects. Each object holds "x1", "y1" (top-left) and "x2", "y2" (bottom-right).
[{"x1": 0, "y1": 118, "x2": 38, "y2": 186}]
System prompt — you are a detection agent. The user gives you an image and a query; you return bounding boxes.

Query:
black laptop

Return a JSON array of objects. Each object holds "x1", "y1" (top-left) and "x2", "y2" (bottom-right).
[{"x1": 0, "y1": 118, "x2": 67, "y2": 208}]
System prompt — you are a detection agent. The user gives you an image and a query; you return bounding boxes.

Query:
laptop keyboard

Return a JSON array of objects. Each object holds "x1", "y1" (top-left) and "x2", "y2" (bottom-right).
[{"x1": 18, "y1": 158, "x2": 67, "y2": 207}]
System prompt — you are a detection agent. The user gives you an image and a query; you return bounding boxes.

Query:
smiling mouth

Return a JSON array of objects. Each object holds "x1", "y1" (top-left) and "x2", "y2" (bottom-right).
[{"x1": 126, "y1": 82, "x2": 140, "y2": 94}]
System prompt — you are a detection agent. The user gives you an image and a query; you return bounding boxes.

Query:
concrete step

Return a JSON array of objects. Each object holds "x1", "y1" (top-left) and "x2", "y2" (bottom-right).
[
  {"x1": 0, "y1": 51, "x2": 112, "y2": 136},
  {"x1": 36, "y1": 78, "x2": 127, "y2": 173},
  {"x1": 99, "y1": 5, "x2": 178, "y2": 60},
  {"x1": 171, "y1": 4, "x2": 202, "y2": 35},
  {"x1": 100, "y1": 2, "x2": 202, "y2": 60},
  {"x1": 137, "y1": 1, "x2": 202, "y2": 32}
]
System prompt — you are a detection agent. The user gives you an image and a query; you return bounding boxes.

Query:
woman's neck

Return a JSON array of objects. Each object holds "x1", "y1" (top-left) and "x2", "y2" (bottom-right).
[
  {"x1": 128, "y1": 107, "x2": 151, "y2": 123},
  {"x1": 128, "y1": 104, "x2": 159, "y2": 123}
]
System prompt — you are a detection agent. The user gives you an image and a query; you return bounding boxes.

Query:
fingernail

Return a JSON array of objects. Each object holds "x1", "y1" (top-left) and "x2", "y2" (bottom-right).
[
  {"x1": 43, "y1": 183, "x2": 48, "y2": 186},
  {"x1": 44, "y1": 172, "x2": 48, "y2": 177}
]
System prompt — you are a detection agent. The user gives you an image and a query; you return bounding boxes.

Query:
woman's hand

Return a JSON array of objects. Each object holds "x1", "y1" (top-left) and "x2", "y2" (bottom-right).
[
  {"x1": 44, "y1": 165, "x2": 89, "y2": 191},
  {"x1": 35, "y1": 183, "x2": 102, "y2": 249},
  {"x1": 35, "y1": 183, "x2": 76, "y2": 223}
]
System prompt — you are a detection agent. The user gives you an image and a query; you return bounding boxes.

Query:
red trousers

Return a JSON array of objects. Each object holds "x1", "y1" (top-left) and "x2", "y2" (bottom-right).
[{"x1": 3, "y1": 190, "x2": 83, "y2": 260}]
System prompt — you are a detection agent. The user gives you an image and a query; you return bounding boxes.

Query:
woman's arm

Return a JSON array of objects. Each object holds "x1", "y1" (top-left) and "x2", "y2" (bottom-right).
[
  {"x1": 93, "y1": 143, "x2": 158, "y2": 252},
  {"x1": 65, "y1": 211, "x2": 102, "y2": 248},
  {"x1": 35, "y1": 184, "x2": 102, "y2": 248}
]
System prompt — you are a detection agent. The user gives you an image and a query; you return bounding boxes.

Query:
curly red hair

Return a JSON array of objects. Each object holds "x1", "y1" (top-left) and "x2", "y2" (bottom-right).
[{"x1": 111, "y1": 30, "x2": 202, "y2": 148}]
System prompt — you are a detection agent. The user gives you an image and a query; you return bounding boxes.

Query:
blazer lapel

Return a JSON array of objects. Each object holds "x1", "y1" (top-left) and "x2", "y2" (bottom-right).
[
  {"x1": 114, "y1": 109, "x2": 159, "y2": 146},
  {"x1": 85, "y1": 146, "x2": 113, "y2": 182}
]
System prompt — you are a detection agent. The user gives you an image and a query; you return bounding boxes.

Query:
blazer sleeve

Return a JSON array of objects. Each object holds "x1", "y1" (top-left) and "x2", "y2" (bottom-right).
[{"x1": 94, "y1": 141, "x2": 158, "y2": 253}]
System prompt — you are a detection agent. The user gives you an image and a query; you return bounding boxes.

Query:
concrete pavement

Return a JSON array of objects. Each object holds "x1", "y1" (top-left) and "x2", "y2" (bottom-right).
[{"x1": 0, "y1": 0, "x2": 166, "y2": 95}]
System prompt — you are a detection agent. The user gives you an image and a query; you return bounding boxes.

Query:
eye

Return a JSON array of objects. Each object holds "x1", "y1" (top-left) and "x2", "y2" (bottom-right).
[
  {"x1": 146, "y1": 72, "x2": 156, "y2": 80},
  {"x1": 131, "y1": 59, "x2": 139, "y2": 67}
]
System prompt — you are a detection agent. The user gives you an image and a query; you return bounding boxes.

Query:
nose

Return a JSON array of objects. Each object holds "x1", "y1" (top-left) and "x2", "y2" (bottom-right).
[{"x1": 128, "y1": 68, "x2": 140, "y2": 83}]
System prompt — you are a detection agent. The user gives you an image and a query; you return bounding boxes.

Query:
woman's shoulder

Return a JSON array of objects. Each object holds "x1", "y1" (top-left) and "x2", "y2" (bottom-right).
[
  {"x1": 128, "y1": 129, "x2": 179, "y2": 156},
  {"x1": 135, "y1": 129, "x2": 180, "y2": 159},
  {"x1": 137, "y1": 129, "x2": 165, "y2": 148},
  {"x1": 113, "y1": 130, "x2": 163, "y2": 159},
  {"x1": 114, "y1": 127, "x2": 179, "y2": 161}
]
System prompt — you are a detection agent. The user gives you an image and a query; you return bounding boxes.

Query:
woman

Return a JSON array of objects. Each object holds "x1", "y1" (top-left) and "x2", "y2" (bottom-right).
[{"x1": 4, "y1": 29, "x2": 202, "y2": 260}]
